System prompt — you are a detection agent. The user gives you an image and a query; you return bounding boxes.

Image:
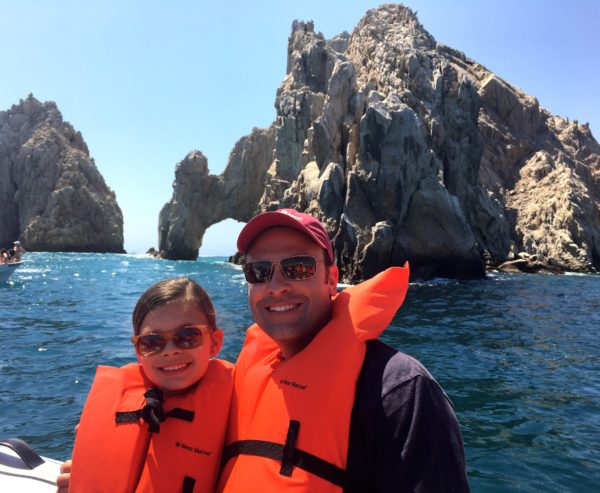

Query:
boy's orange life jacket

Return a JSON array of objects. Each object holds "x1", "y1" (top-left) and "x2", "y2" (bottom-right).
[
  {"x1": 218, "y1": 266, "x2": 409, "y2": 492},
  {"x1": 69, "y1": 358, "x2": 233, "y2": 493}
]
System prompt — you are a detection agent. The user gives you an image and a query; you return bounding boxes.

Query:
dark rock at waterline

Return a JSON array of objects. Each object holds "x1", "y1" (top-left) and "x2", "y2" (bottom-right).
[
  {"x1": 159, "y1": 4, "x2": 600, "y2": 281},
  {"x1": 146, "y1": 247, "x2": 162, "y2": 258},
  {"x1": 496, "y1": 255, "x2": 563, "y2": 275},
  {"x1": 228, "y1": 251, "x2": 244, "y2": 265},
  {"x1": 0, "y1": 95, "x2": 124, "y2": 253}
]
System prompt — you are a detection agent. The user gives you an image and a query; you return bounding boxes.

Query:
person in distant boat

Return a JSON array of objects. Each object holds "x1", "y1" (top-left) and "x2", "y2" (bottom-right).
[
  {"x1": 218, "y1": 209, "x2": 470, "y2": 492},
  {"x1": 0, "y1": 249, "x2": 8, "y2": 264},
  {"x1": 57, "y1": 277, "x2": 234, "y2": 493},
  {"x1": 12, "y1": 241, "x2": 26, "y2": 262}
]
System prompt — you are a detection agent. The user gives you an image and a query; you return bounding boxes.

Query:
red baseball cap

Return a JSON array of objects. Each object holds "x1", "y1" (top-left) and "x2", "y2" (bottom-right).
[{"x1": 237, "y1": 209, "x2": 334, "y2": 262}]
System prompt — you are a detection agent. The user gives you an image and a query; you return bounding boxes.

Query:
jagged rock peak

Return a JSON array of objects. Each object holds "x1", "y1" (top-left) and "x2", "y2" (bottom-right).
[
  {"x1": 0, "y1": 95, "x2": 124, "y2": 252},
  {"x1": 1, "y1": 94, "x2": 89, "y2": 155},
  {"x1": 353, "y1": 4, "x2": 436, "y2": 51},
  {"x1": 347, "y1": 4, "x2": 438, "y2": 99},
  {"x1": 328, "y1": 31, "x2": 350, "y2": 54},
  {"x1": 291, "y1": 19, "x2": 315, "y2": 34},
  {"x1": 281, "y1": 20, "x2": 337, "y2": 97}
]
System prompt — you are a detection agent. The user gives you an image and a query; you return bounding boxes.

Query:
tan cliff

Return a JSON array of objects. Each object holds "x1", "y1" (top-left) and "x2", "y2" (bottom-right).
[
  {"x1": 0, "y1": 95, "x2": 124, "y2": 252},
  {"x1": 158, "y1": 4, "x2": 599, "y2": 280}
]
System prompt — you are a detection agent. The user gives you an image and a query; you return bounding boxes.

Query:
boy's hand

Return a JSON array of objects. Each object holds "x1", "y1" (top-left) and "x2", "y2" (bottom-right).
[{"x1": 56, "y1": 459, "x2": 71, "y2": 493}]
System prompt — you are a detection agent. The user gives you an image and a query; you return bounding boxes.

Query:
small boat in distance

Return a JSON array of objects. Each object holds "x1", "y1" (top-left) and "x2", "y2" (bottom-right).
[{"x1": 0, "y1": 261, "x2": 23, "y2": 282}]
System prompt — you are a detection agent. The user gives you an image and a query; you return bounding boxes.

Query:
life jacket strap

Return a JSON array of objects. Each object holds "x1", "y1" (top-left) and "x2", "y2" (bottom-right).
[
  {"x1": 222, "y1": 420, "x2": 347, "y2": 488},
  {"x1": 166, "y1": 408, "x2": 195, "y2": 422},
  {"x1": 182, "y1": 475, "x2": 196, "y2": 493},
  {"x1": 280, "y1": 419, "x2": 300, "y2": 476},
  {"x1": 115, "y1": 387, "x2": 195, "y2": 434},
  {"x1": 115, "y1": 408, "x2": 195, "y2": 425}
]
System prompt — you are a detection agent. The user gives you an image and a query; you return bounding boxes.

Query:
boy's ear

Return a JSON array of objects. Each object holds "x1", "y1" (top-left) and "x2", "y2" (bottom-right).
[
  {"x1": 133, "y1": 343, "x2": 143, "y2": 363},
  {"x1": 210, "y1": 328, "x2": 224, "y2": 356}
]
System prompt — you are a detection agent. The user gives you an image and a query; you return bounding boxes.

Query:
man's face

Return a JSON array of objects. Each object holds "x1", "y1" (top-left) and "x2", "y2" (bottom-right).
[{"x1": 245, "y1": 226, "x2": 338, "y2": 358}]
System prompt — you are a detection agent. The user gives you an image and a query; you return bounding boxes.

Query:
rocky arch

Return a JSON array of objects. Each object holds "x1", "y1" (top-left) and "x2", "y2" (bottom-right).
[{"x1": 158, "y1": 125, "x2": 276, "y2": 260}]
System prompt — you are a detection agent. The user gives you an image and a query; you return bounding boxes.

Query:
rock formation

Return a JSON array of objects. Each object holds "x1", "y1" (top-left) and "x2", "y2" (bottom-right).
[
  {"x1": 159, "y1": 127, "x2": 275, "y2": 260},
  {"x1": 0, "y1": 95, "x2": 124, "y2": 252},
  {"x1": 159, "y1": 4, "x2": 599, "y2": 280}
]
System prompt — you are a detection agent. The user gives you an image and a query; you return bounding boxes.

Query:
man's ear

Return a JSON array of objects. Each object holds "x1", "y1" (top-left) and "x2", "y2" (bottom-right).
[
  {"x1": 327, "y1": 264, "x2": 339, "y2": 296},
  {"x1": 210, "y1": 328, "x2": 224, "y2": 356}
]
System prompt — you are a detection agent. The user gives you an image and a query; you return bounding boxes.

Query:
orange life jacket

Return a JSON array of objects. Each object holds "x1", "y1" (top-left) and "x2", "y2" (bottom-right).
[
  {"x1": 70, "y1": 358, "x2": 234, "y2": 493},
  {"x1": 218, "y1": 266, "x2": 409, "y2": 492}
]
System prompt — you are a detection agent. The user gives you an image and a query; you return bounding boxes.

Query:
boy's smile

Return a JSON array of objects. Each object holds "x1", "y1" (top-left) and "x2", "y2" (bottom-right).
[{"x1": 136, "y1": 301, "x2": 222, "y2": 392}]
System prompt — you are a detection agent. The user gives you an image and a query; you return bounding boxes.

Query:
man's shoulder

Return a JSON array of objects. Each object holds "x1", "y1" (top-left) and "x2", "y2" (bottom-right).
[
  {"x1": 349, "y1": 341, "x2": 470, "y2": 493},
  {"x1": 362, "y1": 340, "x2": 434, "y2": 396}
]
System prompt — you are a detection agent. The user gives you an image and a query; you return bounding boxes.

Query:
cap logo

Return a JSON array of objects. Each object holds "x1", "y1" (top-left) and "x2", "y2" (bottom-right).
[{"x1": 279, "y1": 209, "x2": 301, "y2": 220}]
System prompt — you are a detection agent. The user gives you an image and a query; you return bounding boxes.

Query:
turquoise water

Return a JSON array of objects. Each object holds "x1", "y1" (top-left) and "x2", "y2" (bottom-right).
[{"x1": 1, "y1": 253, "x2": 599, "y2": 492}]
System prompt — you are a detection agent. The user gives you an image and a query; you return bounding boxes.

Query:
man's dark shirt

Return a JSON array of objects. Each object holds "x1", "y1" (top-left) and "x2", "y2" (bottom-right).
[{"x1": 345, "y1": 340, "x2": 470, "y2": 492}]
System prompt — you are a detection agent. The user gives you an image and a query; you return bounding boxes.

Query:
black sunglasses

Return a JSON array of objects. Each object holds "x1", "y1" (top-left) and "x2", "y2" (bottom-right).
[
  {"x1": 132, "y1": 325, "x2": 211, "y2": 357},
  {"x1": 243, "y1": 256, "x2": 321, "y2": 284}
]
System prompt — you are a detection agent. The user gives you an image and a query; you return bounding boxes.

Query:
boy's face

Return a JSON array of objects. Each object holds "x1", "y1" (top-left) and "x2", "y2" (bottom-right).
[{"x1": 135, "y1": 300, "x2": 223, "y2": 392}]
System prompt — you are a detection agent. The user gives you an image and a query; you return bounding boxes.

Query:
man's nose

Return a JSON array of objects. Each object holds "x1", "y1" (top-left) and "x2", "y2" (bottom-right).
[{"x1": 267, "y1": 264, "x2": 291, "y2": 295}]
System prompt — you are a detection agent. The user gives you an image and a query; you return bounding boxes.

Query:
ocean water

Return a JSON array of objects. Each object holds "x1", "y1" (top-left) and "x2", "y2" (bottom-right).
[{"x1": 1, "y1": 252, "x2": 599, "y2": 492}]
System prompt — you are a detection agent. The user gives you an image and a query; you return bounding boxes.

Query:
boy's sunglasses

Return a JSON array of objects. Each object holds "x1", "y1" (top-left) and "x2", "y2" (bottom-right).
[
  {"x1": 132, "y1": 324, "x2": 211, "y2": 357},
  {"x1": 242, "y1": 255, "x2": 321, "y2": 284}
]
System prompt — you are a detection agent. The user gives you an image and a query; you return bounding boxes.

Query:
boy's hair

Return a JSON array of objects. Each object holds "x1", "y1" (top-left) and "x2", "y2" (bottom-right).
[{"x1": 132, "y1": 277, "x2": 216, "y2": 336}]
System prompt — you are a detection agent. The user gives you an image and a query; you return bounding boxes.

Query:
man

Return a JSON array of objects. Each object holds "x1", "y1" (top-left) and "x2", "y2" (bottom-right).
[{"x1": 217, "y1": 209, "x2": 470, "y2": 492}]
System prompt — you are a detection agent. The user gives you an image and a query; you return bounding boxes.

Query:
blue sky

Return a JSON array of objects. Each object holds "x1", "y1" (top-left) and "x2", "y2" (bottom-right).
[{"x1": 1, "y1": 0, "x2": 598, "y2": 254}]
